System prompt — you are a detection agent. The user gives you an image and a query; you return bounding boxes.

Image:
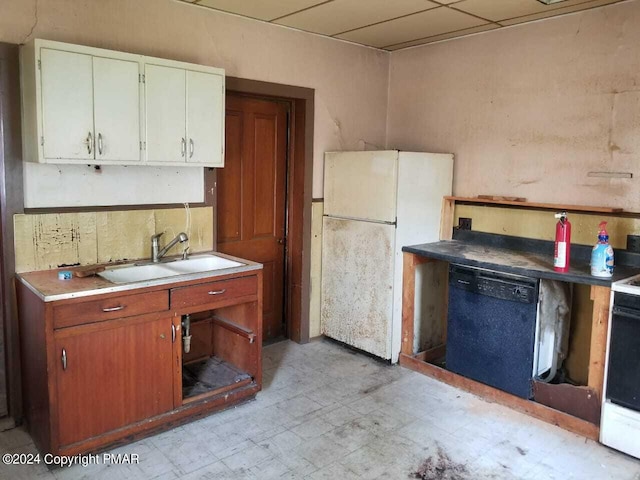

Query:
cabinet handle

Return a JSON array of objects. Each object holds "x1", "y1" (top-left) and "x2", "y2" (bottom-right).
[
  {"x1": 98, "y1": 133, "x2": 103, "y2": 156},
  {"x1": 171, "y1": 324, "x2": 176, "y2": 343},
  {"x1": 87, "y1": 131, "x2": 93, "y2": 155},
  {"x1": 181, "y1": 138, "x2": 186, "y2": 157},
  {"x1": 208, "y1": 289, "x2": 226, "y2": 295},
  {"x1": 102, "y1": 305, "x2": 125, "y2": 312},
  {"x1": 189, "y1": 138, "x2": 194, "y2": 158},
  {"x1": 61, "y1": 349, "x2": 67, "y2": 371}
]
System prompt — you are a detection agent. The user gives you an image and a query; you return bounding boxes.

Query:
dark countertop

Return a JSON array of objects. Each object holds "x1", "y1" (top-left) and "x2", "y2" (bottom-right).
[{"x1": 402, "y1": 231, "x2": 640, "y2": 287}]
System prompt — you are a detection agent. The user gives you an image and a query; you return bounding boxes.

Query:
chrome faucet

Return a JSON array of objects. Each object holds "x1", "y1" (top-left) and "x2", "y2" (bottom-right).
[{"x1": 151, "y1": 232, "x2": 189, "y2": 263}]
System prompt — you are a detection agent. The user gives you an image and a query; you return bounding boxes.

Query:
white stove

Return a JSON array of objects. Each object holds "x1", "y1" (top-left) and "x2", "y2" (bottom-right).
[
  {"x1": 610, "y1": 273, "x2": 640, "y2": 294},
  {"x1": 600, "y1": 274, "x2": 640, "y2": 459}
]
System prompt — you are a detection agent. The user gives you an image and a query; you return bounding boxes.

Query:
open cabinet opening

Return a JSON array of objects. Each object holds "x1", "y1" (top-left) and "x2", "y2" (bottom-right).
[{"x1": 180, "y1": 301, "x2": 260, "y2": 404}]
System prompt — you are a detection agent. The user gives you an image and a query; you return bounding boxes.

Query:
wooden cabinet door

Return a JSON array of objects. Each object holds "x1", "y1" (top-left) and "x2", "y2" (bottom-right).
[
  {"x1": 40, "y1": 48, "x2": 94, "y2": 160},
  {"x1": 145, "y1": 64, "x2": 186, "y2": 163},
  {"x1": 93, "y1": 56, "x2": 141, "y2": 162},
  {"x1": 54, "y1": 316, "x2": 174, "y2": 447},
  {"x1": 186, "y1": 70, "x2": 224, "y2": 166}
]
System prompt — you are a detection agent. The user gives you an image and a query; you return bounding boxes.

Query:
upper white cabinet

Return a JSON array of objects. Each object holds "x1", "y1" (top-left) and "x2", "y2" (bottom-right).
[
  {"x1": 145, "y1": 64, "x2": 224, "y2": 167},
  {"x1": 93, "y1": 56, "x2": 141, "y2": 162},
  {"x1": 186, "y1": 70, "x2": 224, "y2": 166},
  {"x1": 20, "y1": 39, "x2": 225, "y2": 167}
]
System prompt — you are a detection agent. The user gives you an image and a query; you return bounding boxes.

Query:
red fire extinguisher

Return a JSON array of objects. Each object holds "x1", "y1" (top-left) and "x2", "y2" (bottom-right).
[{"x1": 554, "y1": 211, "x2": 571, "y2": 273}]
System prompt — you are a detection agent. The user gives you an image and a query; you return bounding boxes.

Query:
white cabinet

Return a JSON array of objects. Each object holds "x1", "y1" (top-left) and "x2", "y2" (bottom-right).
[
  {"x1": 187, "y1": 70, "x2": 224, "y2": 166},
  {"x1": 145, "y1": 64, "x2": 224, "y2": 167},
  {"x1": 145, "y1": 64, "x2": 186, "y2": 163},
  {"x1": 93, "y1": 56, "x2": 141, "y2": 162},
  {"x1": 27, "y1": 45, "x2": 141, "y2": 163},
  {"x1": 40, "y1": 49, "x2": 94, "y2": 161},
  {"x1": 21, "y1": 39, "x2": 225, "y2": 167}
]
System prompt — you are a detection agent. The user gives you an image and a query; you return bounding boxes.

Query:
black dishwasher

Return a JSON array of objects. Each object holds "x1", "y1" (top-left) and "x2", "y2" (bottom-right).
[{"x1": 446, "y1": 264, "x2": 539, "y2": 399}]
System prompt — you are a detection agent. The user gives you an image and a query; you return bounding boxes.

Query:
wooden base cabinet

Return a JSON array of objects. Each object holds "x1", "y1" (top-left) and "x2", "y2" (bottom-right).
[
  {"x1": 16, "y1": 268, "x2": 262, "y2": 456},
  {"x1": 54, "y1": 315, "x2": 175, "y2": 446}
]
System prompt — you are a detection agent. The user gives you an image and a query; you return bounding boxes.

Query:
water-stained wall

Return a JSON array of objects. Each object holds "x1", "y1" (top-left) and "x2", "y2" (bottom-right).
[
  {"x1": 0, "y1": 0, "x2": 389, "y2": 199},
  {"x1": 388, "y1": 1, "x2": 640, "y2": 210}
]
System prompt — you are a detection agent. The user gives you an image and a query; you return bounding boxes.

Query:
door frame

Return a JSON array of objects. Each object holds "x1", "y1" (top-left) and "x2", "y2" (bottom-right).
[
  {"x1": 224, "y1": 78, "x2": 314, "y2": 344},
  {"x1": 0, "y1": 43, "x2": 25, "y2": 421}
]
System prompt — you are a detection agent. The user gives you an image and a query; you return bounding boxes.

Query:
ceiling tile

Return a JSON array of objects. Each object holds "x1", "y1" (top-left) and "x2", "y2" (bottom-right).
[
  {"x1": 384, "y1": 23, "x2": 500, "y2": 50},
  {"x1": 336, "y1": 6, "x2": 488, "y2": 48},
  {"x1": 498, "y1": 0, "x2": 623, "y2": 26},
  {"x1": 194, "y1": 0, "x2": 329, "y2": 21},
  {"x1": 274, "y1": 0, "x2": 438, "y2": 36},
  {"x1": 452, "y1": 0, "x2": 595, "y2": 22}
]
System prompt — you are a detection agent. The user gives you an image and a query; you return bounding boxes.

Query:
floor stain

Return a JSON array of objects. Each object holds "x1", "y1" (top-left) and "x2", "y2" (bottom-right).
[
  {"x1": 411, "y1": 446, "x2": 469, "y2": 480},
  {"x1": 516, "y1": 446, "x2": 527, "y2": 456}
]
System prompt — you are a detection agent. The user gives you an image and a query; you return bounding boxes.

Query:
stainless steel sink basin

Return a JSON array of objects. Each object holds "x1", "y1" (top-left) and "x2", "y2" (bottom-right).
[{"x1": 98, "y1": 254, "x2": 245, "y2": 284}]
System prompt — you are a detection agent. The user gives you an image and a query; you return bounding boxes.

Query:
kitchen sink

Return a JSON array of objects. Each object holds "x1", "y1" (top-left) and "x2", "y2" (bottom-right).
[
  {"x1": 98, "y1": 263, "x2": 181, "y2": 284},
  {"x1": 98, "y1": 254, "x2": 245, "y2": 284},
  {"x1": 163, "y1": 255, "x2": 243, "y2": 273}
]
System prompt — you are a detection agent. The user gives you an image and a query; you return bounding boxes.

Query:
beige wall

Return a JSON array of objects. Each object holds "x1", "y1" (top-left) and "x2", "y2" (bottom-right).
[
  {"x1": 0, "y1": 0, "x2": 390, "y2": 198},
  {"x1": 387, "y1": 0, "x2": 640, "y2": 211}
]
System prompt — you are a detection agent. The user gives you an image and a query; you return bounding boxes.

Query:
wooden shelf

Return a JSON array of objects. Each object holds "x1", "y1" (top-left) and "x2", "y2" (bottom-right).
[{"x1": 446, "y1": 196, "x2": 623, "y2": 213}]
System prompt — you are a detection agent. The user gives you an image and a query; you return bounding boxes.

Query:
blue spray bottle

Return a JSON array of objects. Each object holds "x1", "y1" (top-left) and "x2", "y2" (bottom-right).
[{"x1": 590, "y1": 221, "x2": 614, "y2": 278}]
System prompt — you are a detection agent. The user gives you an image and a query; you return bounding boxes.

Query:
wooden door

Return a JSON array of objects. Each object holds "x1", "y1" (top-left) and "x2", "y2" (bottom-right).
[
  {"x1": 54, "y1": 316, "x2": 174, "y2": 447},
  {"x1": 93, "y1": 56, "x2": 141, "y2": 162},
  {"x1": 218, "y1": 94, "x2": 288, "y2": 341},
  {"x1": 186, "y1": 70, "x2": 224, "y2": 166},
  {"x1": 145, "y1": 64, "x2": 186, "y2": 163},
  {"x1": 40, "y1": 48, "x2": 94, "y2": 160}
]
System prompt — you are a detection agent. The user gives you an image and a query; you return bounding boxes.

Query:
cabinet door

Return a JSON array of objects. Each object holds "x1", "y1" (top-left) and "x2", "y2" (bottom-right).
[
  {"x1": 93, "y1": 56, "x2": 141, "y2": 162},
  {"x1": 54, "y1": 317, "x2": 174, "y2": 447},
  {"x1": 40, "y1": 48, "x2": 94, "y2": 160},
  {"x1": 186, "y1": 70, "x2": 224, "y2": 166},
  {"x1": 145, "y1": 64, "x2": 186, "y2": 163}
]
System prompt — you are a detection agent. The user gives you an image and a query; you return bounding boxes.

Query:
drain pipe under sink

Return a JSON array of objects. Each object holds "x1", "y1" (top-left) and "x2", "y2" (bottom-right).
[{"x1": 182, "y1": 314, "x2": 192, "y2": 354}]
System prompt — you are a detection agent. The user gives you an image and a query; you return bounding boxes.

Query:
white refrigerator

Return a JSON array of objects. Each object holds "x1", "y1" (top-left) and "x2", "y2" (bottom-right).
[{"x1": 321, "y1": 150, "x2": 453, "y2": 362}]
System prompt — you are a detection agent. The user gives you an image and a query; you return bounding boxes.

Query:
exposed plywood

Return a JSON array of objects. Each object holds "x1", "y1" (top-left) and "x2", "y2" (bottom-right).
[
  {"x1": 336, "y1": 7, "x2": 487, "y2": 48},
  {"x1": 309, "y1": 201, "x2": 324, "y2": 339},
  {"x1": 565, "y1": 284, "x2": 593, "y2": 385},
  {"x1": 14, "y1": 213, "x2": 98, "y2": 272},
  {"x1": 275, "y1": 0, "x2": 438, "y2": 36},
  {"x1": 414, "y1": 260, "x2": 448, "y2": 353}
]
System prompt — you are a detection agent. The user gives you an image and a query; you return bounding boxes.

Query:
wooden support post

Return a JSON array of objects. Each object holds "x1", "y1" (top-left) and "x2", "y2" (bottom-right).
[
  {"x1": 588, "y1": 285, "x2": 611, "y2": 402},
  {"x1": 401, "y1": 252, "x2": 417, "y2": 356},
  {"x1": 439, "y1": 197, "x2": 455, "y2": 240}
]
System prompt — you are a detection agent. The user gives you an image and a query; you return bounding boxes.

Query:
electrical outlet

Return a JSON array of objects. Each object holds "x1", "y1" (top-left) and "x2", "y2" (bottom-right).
[{"x1": 458, "y1": 218, "x2": 472, "y2": 230}]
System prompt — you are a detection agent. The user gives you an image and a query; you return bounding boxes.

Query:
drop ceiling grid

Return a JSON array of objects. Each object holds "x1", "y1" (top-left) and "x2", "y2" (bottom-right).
[
  {"x1": 179, "y1": 0, "x2": 627, "y2": 50},
  {"x1": 273, "y1": 0, "x2": 441, "y2": 37}
]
